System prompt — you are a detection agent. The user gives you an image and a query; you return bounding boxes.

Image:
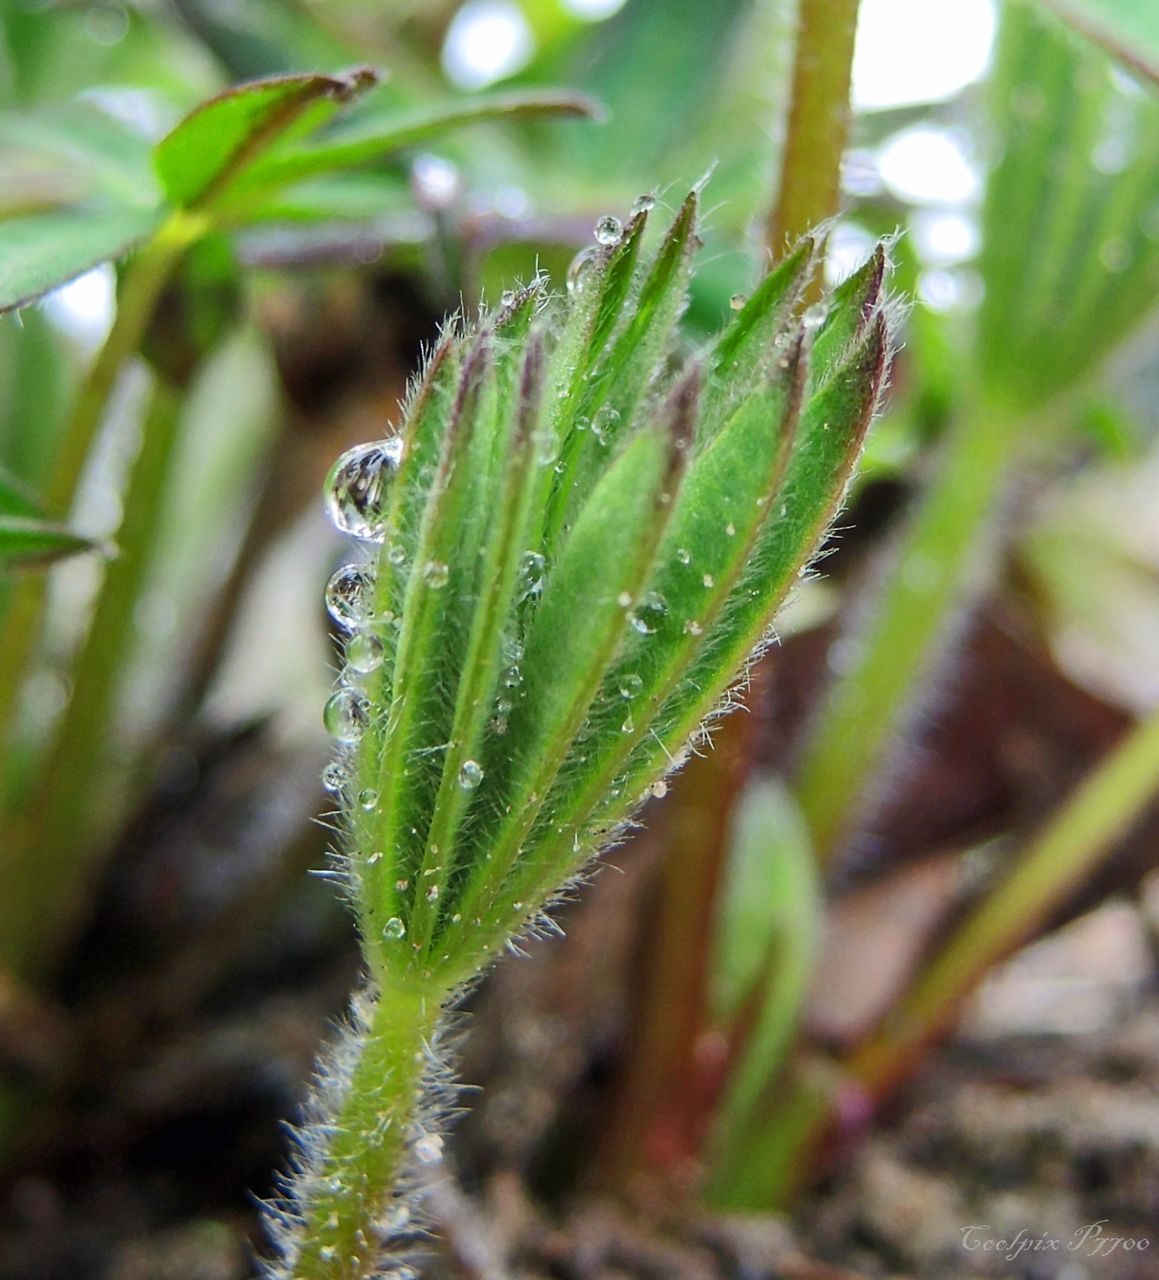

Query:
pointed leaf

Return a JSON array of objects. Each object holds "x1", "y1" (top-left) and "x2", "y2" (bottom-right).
[
  {"x1": 0, "y1": 515, "x2": 102, "y2": 566},
  {"x1": 0, "y1": 205, "x2": 163, "y2": 312},
  {"x1": 153, "y1": 68, "x2": 377, "y2": 209}
]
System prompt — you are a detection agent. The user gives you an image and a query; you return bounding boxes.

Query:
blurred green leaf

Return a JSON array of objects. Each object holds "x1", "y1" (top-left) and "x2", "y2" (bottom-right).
[
  {"x1": 976, "y1": 2, "x2": 1159, "y2": 407},
  {"x1": 153, "y1": 68, "x2": 377, "y2": 208},
  {"x1": 0, "y1": 469, "x2": 43, "y2": 518},
  {"x1": 0, "y1": 205, "x2": 164, "y2": 312},
  {"x1": 223, "y1": 88, "x2": 605, "y2": 212},
  {"x1": 0, "y1": 515, "x2": 101, "y2": 566},
  {"x1": 1037, "y1": 0, "x2": 1159, "y2": 83}
]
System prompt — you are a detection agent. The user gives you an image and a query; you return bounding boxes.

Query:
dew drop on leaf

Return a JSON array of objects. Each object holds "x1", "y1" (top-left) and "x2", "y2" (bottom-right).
[
  {"x1": 676, "y1": 547, "x2": 691, "y2": 565},
  {"x1": 324, "y1": 688, "x2": 370, "y2": 743},
  {"x1": 618, "y1": 673, "x2": 643, "y2": 699},
  {"x1": 324, "y1": 437, "x2": 403, "y2": 542},
  {"x1": 458, "y1": 759, "x2": 484, "y2": 789},
  {"x1": 383, "y1": 916, "x2": 406, "y2": 940},
  {"x1": 322, "y1": 761, "x2": 347, "y2": 794},
  {"x1": 424, "y1": 560, "x2": 450, "y2": 589},
  {"x1": 594, "y1": 214, "x2": 623, "y2": 245},
  {"x1": 358, "y1": 788, "x2": 378, "y2": 811},
  {"x1": 630, "y1": 591, "x2": 668, "y2": 635},
  {"x1": 325, "y1": 563, "x2": 375, "y2": 631},
  {"x1": 632, "y1": 193, "x2": 656, "y2": 213},
  {"x1": 566, "y1": 246, "x2": 599, "y2": 296},
  {"x1": 346, "y1": 630, "x2": 384, "y2": 674},
  {"x1": 518, "y1": 550, "x2": 546, "y2": 601},
  {"x1": 730, "y1": 293, "x2": 746, "y2": 311}
]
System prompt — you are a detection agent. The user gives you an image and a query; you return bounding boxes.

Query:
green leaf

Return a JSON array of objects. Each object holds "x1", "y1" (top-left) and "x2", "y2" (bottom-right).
[
  {"x1": 543, "y1": 192, "x2": 700, "y2": 551},
  {"x1": 1036, "y1": 0, "x2": 1159, "y2": 83},
  {"x1": 153, "y1": 68, "x2": 377, "y2": 209},
  {"x1": 0, "y1": 515, "x2": 102, "y2": 566},
  {"x1": 0, "y1": 467, "x2": 44, "y2": 518},
  {"x1": 704, "y1": 777, "x2": 822, "y2": 1208},
  {"x1": 321, "y1": 196, "x2": 891, "y2": 993},
  {"x1": 221, "y1": 89, "x2": 605, "y2": 208},
  {"x1": 0, "y1": 204, "x2": 164, "y2": 312},
  {"x1": 976, "y1": 3, "x2": 1159, "y2": 406}
]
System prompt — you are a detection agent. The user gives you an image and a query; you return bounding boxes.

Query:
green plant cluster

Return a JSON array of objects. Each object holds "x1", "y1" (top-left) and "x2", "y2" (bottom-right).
[{"x1": 282, "y1": 194, "x2": 889, "y2": 1278}]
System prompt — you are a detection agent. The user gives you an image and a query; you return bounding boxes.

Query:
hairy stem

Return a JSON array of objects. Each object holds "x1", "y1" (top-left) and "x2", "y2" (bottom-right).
[{"x1": 283, "y1": 976, "x2": 445, "y2": 1280}]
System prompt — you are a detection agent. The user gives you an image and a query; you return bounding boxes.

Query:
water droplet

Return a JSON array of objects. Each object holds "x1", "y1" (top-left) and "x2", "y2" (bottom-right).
[
  {"x1": 621, "y1": 711, "x2": 635, "y2": 734},
  {"x1": 518, "y1": 550, "x2": 546, "y2": 601},
  {"x1": 414, "y1": 1133, "x2": 443, "y2": 1164},
  {"x1": 387, "y1": 542, "x2": 407, "y2": 567},
  {"x1": 322, "y1": 761, "x2": 346, "y2": 794},
  {"x1": 729, "y1": 293, "x2": 746, "y2": 311},
  {"x1": 325, "y1": 563, "x2": 375, "y2": 631},
  {"x1": 500, "y1": 288, "x2": 517, "y2": 307},
  {"x1": 702, "y1": 573, "x2": 715, "y2": 588},
  {"x1": 651, "y1": 780, "x2": 669, "y2": 799},
  {"x1": 384, "y1": 1200, "x2": 410, "y2": 1232},
  {"x1": 368, "y1": 851, "x2": 383, "y2": 864},
  {"x1": 683, "y1": 619, "x2": 703, "y2": 636},
  {"x1": 424, "y1": 560, "x2": 449, "y2": 589},
  {"x1": 395, "y1": 878, "x2": 410, "y2": 891},
  {"x1": 617, "y1": 591, "x2": 632, "y2": 608},
  {"x1": 324, "y1": 437, "x2": 403, "y2": 542},
  {"x1": 594, "y1": 214, "x2": 623, "y2": 245},
  {"x1": 618, "y1": 673, "x2": 643, "y2": 699},
  {"x1": 358, "y1": 788, "x2": 378, "y2": 811},
  {"x1": 346, "y1": 629, "x2": 384, "y2": 674},
  {"x1": 383, "y1": 916, "x2": 406, "y2": 940},
  {"x1": 725, "y1": 521, "x2": 736, "y2": 537},
  {"x1": 459, "y1": 759, "x2": 484, "y2": 789},
  {"x1": 630, "y1": 591, "x2": 668, "y2": 635},
  {"x1": 803, "y1": 302, "x2": 827, "y2": 333},
  {"x1": 590, "y1": 406, "x2": 619, "y2": 445},
  {"x1": 426, "y1": 884, "x2": 440, "y2": 903},
  {"x1": 323, "y1": 688, "x2": 370, "y2": 743},
  {"x1": 632, "y1": 193, "x2": 656, "y2": 214},
  {"x1": 566, "y1": 246, "x2": 599, "y2": 296},
  {"x1": 502, "y1": 665, "x2": 523, "y2": 690},
  {"x1": 676, "y1": 547, "x2": 691, "y2": 565}
]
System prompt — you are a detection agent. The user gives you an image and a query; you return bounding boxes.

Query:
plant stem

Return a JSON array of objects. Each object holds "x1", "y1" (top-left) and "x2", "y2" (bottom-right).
[
  {"x1": 757, "y1": 704, "x2": 1159, "y2": 1202},
  {"x1": 846, "y1": 703, "x2": 1159, "y2": 1099},
  {"x1": 767, "y1": 0, "x2": 860, "y2": 257},
  {"x1": 794, "y1": 396, "x2": 1020, "y2": 860},
  {"x1": 287, "y1": 975, "x2": 444, "y2": 1280},
  {"x1": 0, "y1": 210, "x2": 207, "y2": 804},
  {"x1": 1, "y1": 379, "x2": 184, "y2": 978}
]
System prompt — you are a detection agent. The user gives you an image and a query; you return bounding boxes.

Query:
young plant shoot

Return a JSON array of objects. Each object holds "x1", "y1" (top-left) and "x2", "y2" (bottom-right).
[{"x1": 270, "y1": 194, "x2": 891, "y2": 1278}]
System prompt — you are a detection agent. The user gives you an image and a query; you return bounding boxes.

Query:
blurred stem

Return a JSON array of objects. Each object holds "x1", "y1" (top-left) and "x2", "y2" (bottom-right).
[
  {"x1": 761, "y1": 704, "x2": 1159, "y2": 1204},
  {"x1": 794, "y1": 396, "x2": 1021, "y2": 860},
  {"x1": 768, "y1": 0, "x2": 860, "y2": 259},
  {"x1": 0, "y1": 210, "x2": 208, "y2": 806},
  {"x1": 601, "y1": 0, "x2": 862, "y2": 1191},
  {"x1": 0, "y1": 378, "x2": 184, "y2": 980},
  {"x1": 601, "y1": 727, "x2": 753, "y2": 1183},
  {"x1": 846, "y1": 704, "x2": 1159, "y2": 1098}
]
